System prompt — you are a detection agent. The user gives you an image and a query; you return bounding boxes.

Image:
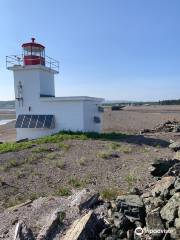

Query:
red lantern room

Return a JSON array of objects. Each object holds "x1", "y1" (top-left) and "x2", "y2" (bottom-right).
[{"x1": 22, "y1": 38, "x2": 45, "y2": 66}]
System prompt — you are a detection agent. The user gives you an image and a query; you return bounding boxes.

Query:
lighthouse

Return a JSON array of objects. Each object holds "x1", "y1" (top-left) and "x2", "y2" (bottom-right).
[{"x1": 6, "y1": 38, "x2": 103, "y2": 140}]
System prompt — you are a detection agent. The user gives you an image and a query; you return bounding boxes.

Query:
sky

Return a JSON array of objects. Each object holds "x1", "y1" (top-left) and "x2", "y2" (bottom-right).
[{"x1": 1, "y1": 0, "x2": 180, "y2": 101}]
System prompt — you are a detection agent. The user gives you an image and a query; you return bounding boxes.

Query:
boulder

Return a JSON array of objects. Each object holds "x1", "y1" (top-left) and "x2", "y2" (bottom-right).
[
  {"x1": 36, "y1": 209, "x2": 65, "y2": 240},
  {"x1": 160, "y1": 192, "x2": 180, "y2": 223},
  {"x1": 174, "y1": 177, "x2": 180, "y2": 191},
  {"x1": 175, "y1": 218, "x2": 180, "y2": 229},
  {"x1": 151, "y1": 176, "x2": 175, "y2": 198},
  {"x1": 146, "y1": 210, "x2": 165, "y2": 239},
  {"x1": 169, "y1": 141, "x2": 180, "y2": 152},
  {"x1": 61, "y1": 211, "x2": 105, "y2": 240},
  {"x1": 116, "y1": 195, "x2": 145, "y2": 223},
  {"x1": 14, "y1": 221, "x2": 35, "y2": 240},
  {"x1": 165, "y1": 163, "x2": 180, "y2": 177},
  {"x1": 151, "y1": 158, "x2": 179, "y2": 177}
]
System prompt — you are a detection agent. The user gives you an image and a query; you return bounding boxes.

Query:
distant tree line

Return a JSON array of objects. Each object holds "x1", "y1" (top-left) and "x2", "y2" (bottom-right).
[{"x1": 159, "y1": 99, "x2": 180, "y2": 105}]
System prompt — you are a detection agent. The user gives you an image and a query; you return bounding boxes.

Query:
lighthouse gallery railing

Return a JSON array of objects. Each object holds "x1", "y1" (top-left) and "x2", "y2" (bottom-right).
[{"x1": 6, "y1": 55, "x2": 59, "y2": 72}]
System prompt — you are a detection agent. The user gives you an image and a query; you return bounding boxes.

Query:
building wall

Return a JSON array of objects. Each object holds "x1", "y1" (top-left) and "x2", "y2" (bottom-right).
[
  {"x1": 13, "y1": 68, "x2": 40, "y2": 116},
  {"x1": 16, "y1": 100, "x2": 84, "y2": 140},
  {"x1": 83, "y1": 101, "x2": 102, "y2": 132},
  {"x1": 39, "y1": 70, "x2": 55, "y2": 96}
]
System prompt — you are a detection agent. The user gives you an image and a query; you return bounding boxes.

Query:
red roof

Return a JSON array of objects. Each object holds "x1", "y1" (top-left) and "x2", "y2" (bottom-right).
[{"x1": 22, "y1": 38, "x2": 45, "y2": 49}]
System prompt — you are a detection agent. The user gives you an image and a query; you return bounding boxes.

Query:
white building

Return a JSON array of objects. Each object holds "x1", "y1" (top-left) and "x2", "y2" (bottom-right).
[{"x1": 7, "y1": 38, "x2": 103, "y2": 140}]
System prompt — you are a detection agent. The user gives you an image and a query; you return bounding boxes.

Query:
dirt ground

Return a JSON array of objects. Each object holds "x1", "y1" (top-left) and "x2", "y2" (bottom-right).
[
  {"x1": 1, "y1": 105, "x2": 180, "y2": 213},
  {"x1": 103, "y1": 105, "x2": 180, "y2": 133}
]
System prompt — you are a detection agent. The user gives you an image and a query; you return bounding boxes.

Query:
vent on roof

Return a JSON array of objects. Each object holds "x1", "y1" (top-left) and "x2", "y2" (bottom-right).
[{"x1": 15, "y1": 114, "x2": 55, "y2": 129}]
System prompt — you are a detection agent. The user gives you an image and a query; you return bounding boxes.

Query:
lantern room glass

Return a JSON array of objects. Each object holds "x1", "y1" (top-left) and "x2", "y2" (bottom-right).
[{"x1": 23, "y1": 47, "x2": 45, "y2": 58}]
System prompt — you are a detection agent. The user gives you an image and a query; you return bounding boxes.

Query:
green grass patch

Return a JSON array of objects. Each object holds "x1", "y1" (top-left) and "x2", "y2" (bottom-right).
[
  {"x1": 100, "y1": 187, "x2": 124, "y2": 200},
  {"x1": 0, "y1": 131, "x2": 127, "y2": 154},
  {"x1": 124, "y1": 173, "x2": 138, "y2": 190},
  {"x1": 55, "y1": 160, "x2": 65, "y2": 169},
  {"x1": 0, "y1": 158, "x2": 23, "y2": 171},
  {"x1": 46, "y1": 152, "x2": 60, "y2": 160},
  {"x1": 58, "y1": 142, "x2": 70, "y2": 151},
  {"x1": 108, "y1": 142, "x2": 121, "y2": 150},
  {"x1": 68, "y1": 177, "x2": 85, "y2": 188},
  {"x1": 32, "y1": 146, "x2": 51, "y2": 153},
  {"x1": 0, "y1": 142, "x2": 33, "y2": 154},
  {"x1": 97, "y1": 150, "x2": 113, "y2": 159},
  {"x1": 77, "y1": 157, "x2": 87, "y2": 166},
  {"x1": 119, "y1": 145, "x2": 132, "y2": 154},
  {"x1": 55, "y1": 187, "x2": 72, "y2": 196}
]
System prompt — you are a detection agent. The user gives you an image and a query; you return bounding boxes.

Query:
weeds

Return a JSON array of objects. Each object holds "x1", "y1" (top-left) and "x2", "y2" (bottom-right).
[
  {"x1": 0, "y1": 131, "x2": 127, "y2": 154},
  {"x1": 119, "y1": 146, "x2": 132, "y2": 154},
  {"x1": 32, "y1": 146, "x2": 51, "y2": 153},
  {"x1": 108, "y1": 142, "x2": 121, "y2": 150},
  {"x1": 77, "y1": 157, "x2": 87, "y2": 166},
  {"x1": 97, "y1": 150, "x2": 113, "y2": 159},
  {"x1": 58, "y1": 143, "x2": 70, "y2": 151},
  {"x1": 100, "y1": 187, "x2": 124, "y2": 200},
  {"x1": 55, "y1": 160, "x2": 65, "y2": 169},
  {"x1": 124, "y1": 173, "x2": 137, "y2": 190},
  {"x1": 46, "y1": 152, "x2": 59, "y2": 160},
  {"x1": 0, "y1": 158, "x2": 21, "y2": 171},
  {"x1": 55, "y1": 187, "x2": 72, "y2": 196},
  {"x1": 68, "y1": 177, "x2": 85, "y2": 188}
]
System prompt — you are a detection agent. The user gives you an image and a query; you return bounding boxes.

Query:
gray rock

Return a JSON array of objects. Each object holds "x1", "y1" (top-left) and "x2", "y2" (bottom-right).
[
  {"x1": 151, "y1": 176, "x2": 175, "y2": 198},
  {"x1": 165, "y1": 162, "x2": 180, "y2": 177},
  {"x1": 116, "y1": 195, "x2": 144, "y2": 208},
  {"x1": 14, "y1": 221, "x2": 35, "y2": 240},
  {"x1": 174, "y1": 177, "x2": 180, "y2": 191},
  {"x1": 169, "y1": 141, "x2": 180, "y2": 151},
  {"x1": 151, "y1": 158, "x2": 179, "y2": 177},
  {"x1": 116, "y1": 195, "x2": 145, "y2": 223},
  {"x1": 160, "y1": 192, "x2": 180, "y2": 223},
  {"x1": 168, "y1": 227, "x2": 177, "y2": 240},
  {"x1": 146, "y1": 211, "x2": 165, "y2": 239},
  {"x1": 175, "y1": 218, "x2": 180, "y2": 229}
]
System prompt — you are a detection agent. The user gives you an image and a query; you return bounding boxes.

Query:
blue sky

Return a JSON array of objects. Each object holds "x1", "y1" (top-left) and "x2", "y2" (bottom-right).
[{"x1": 1, "y1": 0, "x2": 180, "y2": 101}]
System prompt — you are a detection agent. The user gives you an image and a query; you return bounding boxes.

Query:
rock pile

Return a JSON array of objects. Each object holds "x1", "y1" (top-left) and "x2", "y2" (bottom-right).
[
  {"x1": 99, "y1": 162, "x2": 180, "y2": 240},
  {"x1": 140, "y1": 120, "x2": 180, "y2": 134},
  {"x1": 2, "y1": 163, "x2": 180, "y2": 240}
]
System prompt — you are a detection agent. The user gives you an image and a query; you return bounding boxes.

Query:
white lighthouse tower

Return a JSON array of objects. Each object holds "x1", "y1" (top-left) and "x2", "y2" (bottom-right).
[{"x1": 7, "y1": 38, "x2": 103, "y2": 140}]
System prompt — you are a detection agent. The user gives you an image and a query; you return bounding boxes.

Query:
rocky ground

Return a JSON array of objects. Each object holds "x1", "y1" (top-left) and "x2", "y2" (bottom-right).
[{"x1": 0, "y1": 106, "x2": 180, "y2": 239}]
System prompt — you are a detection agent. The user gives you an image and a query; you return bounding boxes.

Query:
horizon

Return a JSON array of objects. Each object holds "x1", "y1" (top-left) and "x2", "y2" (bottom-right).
[{"x1": 1, "y1": 0, "x2": 180, "y2": 101}]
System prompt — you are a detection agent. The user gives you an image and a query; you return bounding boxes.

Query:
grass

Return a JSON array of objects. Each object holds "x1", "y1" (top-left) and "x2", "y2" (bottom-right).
[
  {"x1": 0, "y1": 141, "x2": 33, "y2": 154},
  {"x1": 46, "y1": 152, "x2": 60, "y2": 160},
  {"x1": 124, "y1": 173, "x2": 138, "y2": 190},
  {"x1": 15, "y1": 170, "x2": 26, "y2": 179},
  {"x1": 25, "y1": 154, "x2": 42, "y2": 164},
  {"x1": 55, "y1": 186, "x2": 72, "y2": 196},
  {"x1": 55, "y1": 160, "x2": 65, "y2": 169},
  {"x1": 0, "y1": 131, "x2": 127, "y2": 154},
  {"x1": 77, "y1": 157, "x2": 87, "y2": 166},
  {"x1": 108, "y1": 142, "x2": 121, "y2": 150},
  {"x1": 100, "y1": 187, "x2": 124, "y2": 200},
  {"x1": 68, "y1": 177, "x2": 85, "y2": 188},
  {"x1": 119, "y1": 145, "x2": 132, "y2": 154},
  {"x1": 0, "y1": 158, "x2": 21, "y2": 171},
  {"x1": 108, "y1": 142, "x2": 133, "y2": 154},
  {"x1": 97, "y1": 150, "x2": 113, "y2": 159},
  {"x1": 32, "y1": 146, "x2": 51, "y2": 153},
  {"x1": 58, "y1": 142, "x2": 70, "y2": 151}
]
